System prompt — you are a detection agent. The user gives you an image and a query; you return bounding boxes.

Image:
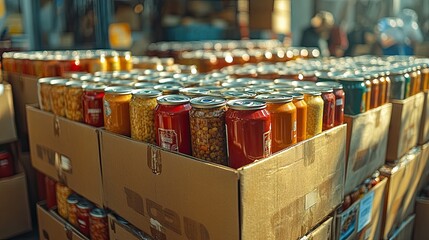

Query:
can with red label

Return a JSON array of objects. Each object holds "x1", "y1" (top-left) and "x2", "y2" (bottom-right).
[
  {"x1": 89, "y1": 208, "x2": 109, "y2": 240},
  {"x1": 155, "y1": 95, "x2": 192, "y2": 155},
  {"x1": 77, "y1": 200, "x2": 93, "y2": 237},
  {"x1": 45, "y1": 176, "x2": 57, "y2": 209},
  {"x1": 83, "y1": 84, "x2": 106, "y2": 127},
  {"x1": 226, "y1": 99, "x2": 271, "y2": 169},
  {"x1": 0, "y1": 151, "x2": 14, "y2": 178}
]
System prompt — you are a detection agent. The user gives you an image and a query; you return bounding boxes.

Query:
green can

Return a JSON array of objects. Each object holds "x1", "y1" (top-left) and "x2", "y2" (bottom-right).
[{"x1": 339, "y1": 76, "x2": 367, "y2": 115}]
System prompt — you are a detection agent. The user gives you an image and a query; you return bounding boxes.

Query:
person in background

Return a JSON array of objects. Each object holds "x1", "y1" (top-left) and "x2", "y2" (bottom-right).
[
  {"x1": 377, "y1": 9, "x2": 423, "y2": 55},
  {"x1": 300, "y1": 11, "x2": 335, "y2": 57},
  {"x1": 329, "y1": 24, "x2": 349, "y2": 57}
]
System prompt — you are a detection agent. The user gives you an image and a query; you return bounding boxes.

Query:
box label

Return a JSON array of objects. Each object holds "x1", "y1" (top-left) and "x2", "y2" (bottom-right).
[
  {"x1": 358, "y1": 191, "x2": 374, "y2": 232},
  {"x1": 340, "y1": 203, "x2": 358, "y2": 240}
]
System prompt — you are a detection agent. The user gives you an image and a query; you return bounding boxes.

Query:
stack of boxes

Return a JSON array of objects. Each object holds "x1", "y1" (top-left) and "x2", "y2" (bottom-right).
[
  {"x1": 2, "y1": 49, "x2": 429, "y2": 240},
  {"x1": 0, "y1": 81, "x2": 32, "y2": 239}
]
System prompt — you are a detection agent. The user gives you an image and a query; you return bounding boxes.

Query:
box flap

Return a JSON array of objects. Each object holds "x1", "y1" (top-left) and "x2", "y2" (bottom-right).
[
  {"x1": 0, "y1": 83, "x2": 18, "y2": 144},
  {"x1": 387, "y1": 93, "x2": 424, "y2": 161},
  {"x1": 303, "y1": 217, "x2": 332, "y2": 240},
  {"x1": 388, "y1": 214, "x2": 415, "y2": 240},
  {"x1": 27, "y1": 105, "x2": 103, "y2": 206},
  {"x1": 239, "y1": 125, "x2": 346, "y2": 240},
  {"x1": 37, "y1": 204, "x2": 86, "y2": 240},
  {"x1": 100, "y1": 130, "x2": 240, "y2": 240},
  {"x1": 418, "y1": 91, "x2": 429, "y2": 144},
  {"x1": 344, "y1": 104, "x2": 392, "y2": 194},
  {"x1": 109, "y1": 214, "x2": 151, "y2": 240}
]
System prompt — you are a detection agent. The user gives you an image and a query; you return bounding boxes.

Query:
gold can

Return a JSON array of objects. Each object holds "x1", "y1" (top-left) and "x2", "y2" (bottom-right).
[
  {"x1": 130, "y1": 89, "x2": 161, "y2": 143},
  {"x1": 65, "y1": 81, "x2": 85, "y2": 121},
  {"x1": 56, "y1": 183, "x2": 72, "y2": 219},
  {"x1": 50, "y1": 79, "x2": 68, "y2": 116}
]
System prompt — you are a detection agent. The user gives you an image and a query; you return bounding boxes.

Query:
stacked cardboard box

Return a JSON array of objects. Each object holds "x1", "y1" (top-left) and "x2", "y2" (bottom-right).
[{"x1": 0, "y1": 83, "x2": 32, "y2": 239}]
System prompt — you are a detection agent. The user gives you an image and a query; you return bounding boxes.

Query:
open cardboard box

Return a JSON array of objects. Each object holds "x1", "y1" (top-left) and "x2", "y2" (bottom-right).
[
  {"x1": 413, "y1": 197, "x2": 429, "y2": 240},
  {"x1": 333, "y1": 177, "x2": 388, "y2": 240},
  {"x1": 388, "y1": 215, "x2": 415, "y2": 240},
  {"x1": 37, "y1": 202, "x2": 87, "y2": 240},
  {"x1": 386, "y1": 92, "x2": 424, "y2": 161},
  {"x1": 344, "y1": 103, "x2": 392, "y2": 194},
  {"x1": 0, "y1": 82, "x2": 18, "y2": 144},
  {"x1": 100, "y1": 125, "x2": 346, "y2": 240},
  {"x1": 109, "y1": 214, "x2": 152, "y2": 240},
  {"x1": 380, "y1": 147, "x2": 424, "y2": 239},
  {"x1": 26, "y1": 105, "x2": 104, "y2": 207},
  {"x1": 0, "y1": 162, "x2": 32, "y2": 239},
  {"x1": 299, "y1": 217, "x2": 333, "y2": 240},
  {"x1": 5, "y1": 72, "x2": 39, "y2": 137},
  {"x1": 418, "y1": 90, "x2": 429, "y2": 145}
]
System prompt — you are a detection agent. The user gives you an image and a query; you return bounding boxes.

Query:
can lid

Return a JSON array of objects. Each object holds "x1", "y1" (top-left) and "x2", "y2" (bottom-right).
[
  {"x1": 50, "y1": 79, "x2": 68, "y2": 86},
  {"x1": 132, "y1": 89, "x2": 161, "y2": 98},
  {"x1": 65, "y1": 80, "x2": 85, "y2": 88},
  {"x1": 90, "y1": 208, "x2": 107, "y2": 218},
  {"x1": 84, "y1": 84, "x2": 107, "y2": 92},
  {"x1": 287, "y1": 92, "x2": 305, "y2": 100},
  {"x1": 135, "y1": 75, "x2": 160, "y2": 83},
  {"x1": 255, "y1": 94, "x2": 293, "y2": 103},
  {"x1": 154, "y1": 84, "x2": 181, "y2": 94},
  {"x1": 134, "y1": 82, "x2": 156, "y2": 89},
  {"x1": 158, "y1": 78, "x2": 177, "y2": 84},
  {"x1": 105, "y1": 86, "x2": 133, "y2": 95},
  {"x1": 190, "y1": 96, "x2": 226, "y2": 108},
  {"x1": 222, "y1": 91, "x2": 256, "y2": 99},
  {"x1": 316, "y1": 81, "x2": 343, "y2": 89},
  {"x1": 304, "y1": 86, "x2": 334, "y2": 93},
  {"x1": 77, "y1": 200, "x2": 92, "y2": 209},
  {"x1": 245, "y1": 87, "x2": 274, "y2": 94},
  {"x1": 70, "y1": 72, "x2": 91, "y2": 80},
  {"x1": 157, "y1": 94, "x2": 190, "y2": 105},
  {"x1": 66, "y1": 194, "x2": 79, "y2": 204},
  {"x1": 227, "y1": 99, "x2": 266, "y2": 110},
  {"x1": 110, "y1": 79, "x2": 135, "y2": 87},
  {"x1": 221, "y1": 82, "x2": 247, "y2": 88},
  {"x1": 268, "y1": 85, "x2": 295, "y2": 91},
  {"x1": 92, "y1": 77, "x2": 111, "y2": 84},
  {"x1": 293, "y1": 81, "x2": 317, "y2": 88},
  {"x1": 38, "y1": 77, "x2": 60, "y2": 84},
  {"x1": 249, "y1": 79, "x2": 274, "y2": 86},
  {"x1": 179, "y1": 87, "x2": 210, "y2": 97},
  {"x1": 303, "y1": 91, "x2": 322, "y2": 96}
]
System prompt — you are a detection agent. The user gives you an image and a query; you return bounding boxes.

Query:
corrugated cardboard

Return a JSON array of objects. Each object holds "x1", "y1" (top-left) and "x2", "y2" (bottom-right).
[
  {"x1": 380, "y1": 148, "x2": 423, "y2": 239},
  {"x1": 37, "y1": 203, "x2": 87, "y2": 240},
  {"x1": 27, "y1": 105, "x2": 103, "y2": 207},
  {"x1": 101, "y1": 125, "x2": 346, "y2": 240},
  {"x1": 0, "y1": 83, "x2": 18, "y2": 144},
  {"x1": 413, "y1": 197, "x2": 429, "y2": 240},
  {"x1": 300, "y1": 217, "x2": 333, "y2": 240},
  {"x1": 108, "y1": 214, "x2": 152, "y2": 240},
  {"x1": 386, "y1": 93, "x2": 424, "y2": 161},
  {"x1": 418, "y1": 91, "x2": 429, "y2": 145},
  {"x1": 388, "y1": 215, "x2": 415, "y2": 240},
  {"x1": 416, "y1": 142, "x2": 429, "y2": 194},
  {"x1": 0, "y1": 164, "x2": 32, "y2": 239},
  {"x1": 344, "y1": 104, "x2": 392, "y2": 194},
  {"x1": 5, "y1": 72, "x2": 38, "y2": 136},
  {"x1": 333, "y1": 177, "x2": 388, "y2": 240}
]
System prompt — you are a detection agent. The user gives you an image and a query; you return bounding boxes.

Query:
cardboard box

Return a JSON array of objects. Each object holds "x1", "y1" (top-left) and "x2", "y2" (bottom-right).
[
  {"x1": 417, "y1": 142, "x2": 429, "y2": 194},
  {"x1": 300, "y1": 217, "x2": 333, "y2": 240},
  {"x1": 388, "y1": 215, "x2": 415, "y2": 240},
  {"x1": 418, "y1": 91, "x2": 429, "y2": 145},
  {"x1": 380, "y1": 148, "x2": 423, "y2": 239},
  {"x1": 413, "y1": 197, "x2": 429, "y2": 240},
  {"x1": 333, "y1": 177, "x2": 388, "y2": 240},
  {"x1": 5, "y1": 72, "x2": 38, "y2": 136},
  {"x1": 0, "y1": 165, "x2": 32, "y2": 239},
  {"x1": 109, "y1": 214, "x2": 152, "y2": 240},
  {"x1": 386, "y1": 92, "x2": 424, "y2": 161},
  {"x1": 101, "y1": 125, "x2": 346, "y2": 240},
  {"x1": 37, "y1": 203, "x2": 87, "y2": 240},
  {"x1": 344, "y1": 104, "x2": 392, "y2": 194},
  {"x1": 27, "y1": 105, "x2": 103, "y2": 207},
  {"x1": 0, "y1": 83, "x2": 18, "y2": 144}
]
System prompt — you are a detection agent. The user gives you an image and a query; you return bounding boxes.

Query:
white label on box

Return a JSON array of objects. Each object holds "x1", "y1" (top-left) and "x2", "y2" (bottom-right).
[
  {"x1": 305, "y1": 190, "x2": 318, "y2": 210},
  {"x1": 357, "y1": 191, "x2": 374, "y2": 232}
]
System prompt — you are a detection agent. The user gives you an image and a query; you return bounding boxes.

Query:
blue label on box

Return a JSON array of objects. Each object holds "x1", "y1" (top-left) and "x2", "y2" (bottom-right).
[
  {"x1": 340, "y1": 203, "x2": 358, "y2": 240},
  {"x1": 358, "y1": 191, "x2": 375, "y2": 232}
]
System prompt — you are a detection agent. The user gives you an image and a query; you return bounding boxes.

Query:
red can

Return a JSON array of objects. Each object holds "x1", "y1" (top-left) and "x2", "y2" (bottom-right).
[
  {"x1": 155, "y1": 95, "x2": 192, "y2": 155},
  {"x1": 319, "y1": 88, "x2": 336, "y2": 130},
  {"x1": 0, "y1": 151, "x2": 14, "y2": 178},
  {"x1": 45, "y1": 176, "x2": 57, "y2": 209},
  {"x1": 89, "y1": 208, "x2": 109, "y2": 240},
  {"x1": 226, "y1": 99, "x2": 271, "y2": 169},
  {"x1": 36, "y1": 172, "x2": 47, "y2": 201},
  {"x1": 77, "y1": 200, "x2": 93, "y2": 237},
  {"x1": 83, "y1": 85, "x2": 106, "y2": 127},
  {"x1": 316, "y1": 82, "x2": 344, "y2": 126}
]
